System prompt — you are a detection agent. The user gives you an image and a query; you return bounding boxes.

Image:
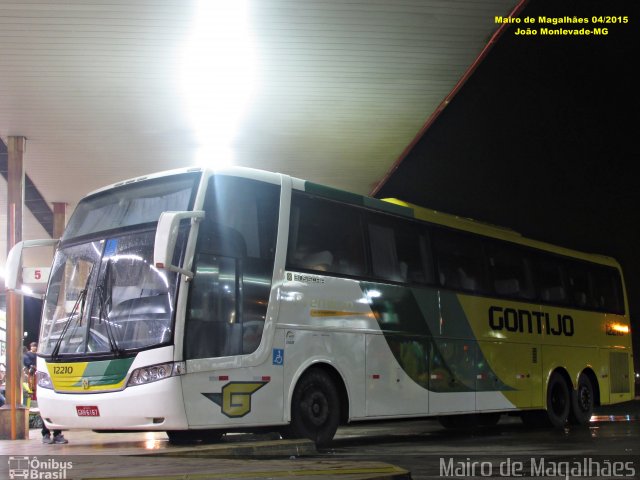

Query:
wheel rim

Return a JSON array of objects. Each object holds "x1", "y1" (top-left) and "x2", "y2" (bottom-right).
[
  {"x1": 577, "y1": 384, "x2": 592, "y2": 412},
  {"x1": 302, "y1": 390, "x2": 329, "y2": 427}
]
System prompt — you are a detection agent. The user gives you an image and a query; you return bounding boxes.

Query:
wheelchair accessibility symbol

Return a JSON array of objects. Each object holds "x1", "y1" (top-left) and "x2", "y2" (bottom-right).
[{"x1": 272, "y1": 348, "x2": 284, "y2": 366}]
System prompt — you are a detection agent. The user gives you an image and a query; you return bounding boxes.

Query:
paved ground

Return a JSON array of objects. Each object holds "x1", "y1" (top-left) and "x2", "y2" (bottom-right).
[
  {"x1": 0, "y1": 399, "x2": 638, "y2": 479},
  {"x1": 323, "y1": 406, "x2": 640, "y2": 479},
  {"x1": 0, "y1": 429, "x2": 409, "y2": 479}
]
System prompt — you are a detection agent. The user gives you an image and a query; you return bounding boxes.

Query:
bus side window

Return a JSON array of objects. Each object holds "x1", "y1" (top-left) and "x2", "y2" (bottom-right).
[
  {"x1": 367, "y1": 214, "x2": 432, "y2": 285},
  {"x1": 591, "y1": 266, "x2": 624, "y2": 314},
  {"x1": 566, "y1": 262, "x2": 590, "y2": 308},
  {"x1": 536, "y1": 257, "x2": 567, "y2": 304},
  {"x1": 368, "y1": 223, "x2": 404, "y2": 282},
  {"x1": 486, "y1": 242, "x2": 534, "y2": 300},
  {"x1": 287, "y1": 193, "x2": 365, "y2": 277},
  {"x1": 432, "y1": 229, "x2": 487, "y2": 294}
]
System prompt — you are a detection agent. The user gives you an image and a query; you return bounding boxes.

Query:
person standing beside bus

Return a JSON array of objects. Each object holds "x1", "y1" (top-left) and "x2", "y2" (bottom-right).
[
  {"x1": 23, "y1": 342, "x2": 37, "y2": 371},
  {"x1": 23, "y1": 342, "x2": 68, "y2": 444}
]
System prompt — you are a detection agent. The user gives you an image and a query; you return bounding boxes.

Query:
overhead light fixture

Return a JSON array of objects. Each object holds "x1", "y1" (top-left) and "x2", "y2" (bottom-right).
[{"x1": 181, "y1": 0, "x2": 258, "y2": 169}]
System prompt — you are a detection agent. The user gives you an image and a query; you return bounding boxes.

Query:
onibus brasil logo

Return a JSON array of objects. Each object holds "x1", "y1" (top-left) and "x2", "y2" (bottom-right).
[{"x1": 8, "y1": 456, "x2": 73, "y2": 479}]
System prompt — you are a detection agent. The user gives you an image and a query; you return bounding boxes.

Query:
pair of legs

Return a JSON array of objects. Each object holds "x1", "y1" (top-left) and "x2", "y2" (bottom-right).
[{"x1": 42, "y1": 423, "x2": 68, "y2": 444}]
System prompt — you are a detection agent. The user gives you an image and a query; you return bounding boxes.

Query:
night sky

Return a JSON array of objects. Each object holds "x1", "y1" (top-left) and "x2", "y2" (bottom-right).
[{"x1": 375, "y1": 0, "x2": 640, "y2": 362}]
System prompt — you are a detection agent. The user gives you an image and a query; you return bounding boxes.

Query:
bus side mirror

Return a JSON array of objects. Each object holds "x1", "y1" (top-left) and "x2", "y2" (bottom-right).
[
  {"x1": 4, "y1": 239, "x2": 58, "y2": 294},
  {"x1": 154, "y1": 210, "x2": 204, "y2": 278}
]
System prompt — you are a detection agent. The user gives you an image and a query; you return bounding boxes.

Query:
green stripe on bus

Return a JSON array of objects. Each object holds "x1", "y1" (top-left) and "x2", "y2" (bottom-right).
[
  {"x1": 73, "y1": 357, "x2": 135, "y2": 387},
  {"x1": 305, "y1": 182, "x2": 365, "y2": 205},
  {"x1": 305, "y1": 181, "x2": 415, "y2": 218},
  {"x1": 363, "y1": 197, "x2": 414, "y2": 218},
  {"x1": 361, "y1": 282, "x2": 512, "y2": 393}
]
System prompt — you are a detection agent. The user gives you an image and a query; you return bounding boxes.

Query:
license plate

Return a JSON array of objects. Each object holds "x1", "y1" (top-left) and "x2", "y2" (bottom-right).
[{"x1": 76, "y1": 405, "x2": 100, "y2": 417}]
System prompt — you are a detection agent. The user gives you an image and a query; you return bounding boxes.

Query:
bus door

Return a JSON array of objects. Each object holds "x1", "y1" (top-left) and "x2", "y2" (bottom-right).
[{"x1": 180, "y1": 177, "x2": 282, "y2": 427}]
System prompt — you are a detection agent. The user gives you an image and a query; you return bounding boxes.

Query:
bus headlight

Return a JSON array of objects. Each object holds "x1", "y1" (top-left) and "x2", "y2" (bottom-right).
[
  {"x1": 127, "y1": 362, "x2": 184, "y2": 387},
  {"x1": 37, "y1": 370, "x2": 53, "y2": 390}
]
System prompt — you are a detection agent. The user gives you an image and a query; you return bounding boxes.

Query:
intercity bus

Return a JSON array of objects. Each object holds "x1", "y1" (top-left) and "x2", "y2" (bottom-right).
[{"x1": 5, "y1": 167, "x2": 634, "y2": 445}]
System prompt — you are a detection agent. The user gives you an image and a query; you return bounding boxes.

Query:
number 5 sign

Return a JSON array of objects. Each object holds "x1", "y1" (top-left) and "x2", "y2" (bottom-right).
[{"x1": 23, "y1": 267, "x2": 51, "y2": 283}]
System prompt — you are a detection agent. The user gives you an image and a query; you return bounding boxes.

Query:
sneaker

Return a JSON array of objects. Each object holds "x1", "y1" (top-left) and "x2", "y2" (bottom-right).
[
  {"x1": 52, "y1": 434, "x2": 68, "y2": 444},
  {"x1": 42, "y1": 434, "x2": 52, "y2": 444}
]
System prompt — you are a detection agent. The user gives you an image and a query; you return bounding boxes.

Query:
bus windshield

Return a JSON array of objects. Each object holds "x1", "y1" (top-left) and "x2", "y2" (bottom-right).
[
  {"x1": 39, "y1": 172, "x2": 200, "y2": 357},
  {"x1": 40, "y1": 230, "x2": 179, "y2": 356}
]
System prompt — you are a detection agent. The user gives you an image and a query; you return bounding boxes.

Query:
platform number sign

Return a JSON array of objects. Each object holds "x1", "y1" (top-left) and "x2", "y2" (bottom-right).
[{"x1": 23, "y1": 267, "x2": 51, "y2": 283}]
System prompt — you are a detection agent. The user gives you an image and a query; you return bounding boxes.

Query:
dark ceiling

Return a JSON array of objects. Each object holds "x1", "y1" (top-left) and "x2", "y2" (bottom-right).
[{"x1": 375, "y1": 0, "x2": 640, "y2": 342}]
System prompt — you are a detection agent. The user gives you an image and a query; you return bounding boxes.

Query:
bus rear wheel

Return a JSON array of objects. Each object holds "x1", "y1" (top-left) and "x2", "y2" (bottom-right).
[
  {"x1": 545, "y1": 372, "x2": 570, "y2": 428},
  {"x1": 288, "y1": 369, "x2": 340, "y2": 447},
  {"x1": 569, "y1": 373, "x2": 594, "y2": 425}
]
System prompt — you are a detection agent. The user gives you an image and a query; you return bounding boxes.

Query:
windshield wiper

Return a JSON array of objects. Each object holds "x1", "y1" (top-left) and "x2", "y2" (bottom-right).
[
  {"x1": 51, "y1": 286, "x2": 89, "y2": 360},
  {"x1": 96, "y1": 260, "x2": 124, "y2": 356}
]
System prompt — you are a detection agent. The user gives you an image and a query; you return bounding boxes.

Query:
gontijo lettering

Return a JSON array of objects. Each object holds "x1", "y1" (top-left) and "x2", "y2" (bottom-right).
[{"x1": 489, "y1": 306, "x2": 574, "y2": 336}]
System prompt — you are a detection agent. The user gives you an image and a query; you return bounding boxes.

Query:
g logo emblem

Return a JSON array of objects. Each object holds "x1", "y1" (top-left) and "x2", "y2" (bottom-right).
[
  {"x1": 82, "y1": 378, "x2": 90, "y2": 390},
  {"x1": 204, "y1": 381, "x2": 267, "y2": 418}
]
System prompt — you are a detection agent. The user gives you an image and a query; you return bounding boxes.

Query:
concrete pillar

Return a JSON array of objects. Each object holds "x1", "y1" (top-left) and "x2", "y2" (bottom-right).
[
  {"x1": 52, "y1": 202, "x2": 67, "y2": 239},
  {"x1": 0, "y1": 136, "x2": 29, "y2": 440}
]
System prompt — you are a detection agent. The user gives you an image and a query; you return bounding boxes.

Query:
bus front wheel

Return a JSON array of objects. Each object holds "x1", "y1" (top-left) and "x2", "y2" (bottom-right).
[
  {"x1": 569, "y1": 373, "x2": 594, "y2": 425},
  {"x1": 288, "y1": 369, "x2": 340, "y2": 447},
  {"x1": 546, "y1": 372, "x2": 570, "y2": 428}
]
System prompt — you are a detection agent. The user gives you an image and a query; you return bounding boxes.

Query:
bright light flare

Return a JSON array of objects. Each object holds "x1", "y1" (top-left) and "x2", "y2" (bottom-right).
[
  {"x1": 608, "y1": 323, "x2": 630, "y2": 334},
  {"x1": 20, "y1": 285, "x2": 34, "y2": 295},
  {"x1": 181, "y1": 0, "x2": 257, "y2": 168}
]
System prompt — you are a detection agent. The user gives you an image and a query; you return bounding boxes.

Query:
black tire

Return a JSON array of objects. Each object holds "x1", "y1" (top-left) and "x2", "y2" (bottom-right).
[
  {"x1": 545, "y1": 372, "x2": 570, "y2": 428},
  {"x1": 289, "y1": 369, "x2": 340, "y2": 447},
  {"x1": 569, "y1": 373, "x2": 594, "y2": 425}
]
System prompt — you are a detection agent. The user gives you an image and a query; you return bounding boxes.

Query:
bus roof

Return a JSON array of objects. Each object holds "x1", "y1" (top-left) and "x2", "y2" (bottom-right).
[{"x1": 85, "y1": 166, "x2": 283, "y2": 197}]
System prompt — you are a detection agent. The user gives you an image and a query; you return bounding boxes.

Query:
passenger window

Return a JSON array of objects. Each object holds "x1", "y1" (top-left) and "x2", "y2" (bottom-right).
[
  {"x1": 369, "y1": 223, "x2": 403, "y2": 281},
  {"x1": 367, "y1": 216, "x2": 433, "y2": 284},
  {"x1": 591, "y1": 266, "x2": 623, "y2": 314},
  {"x1": 536, "y1": 257, "x2": 567, "y2": 304},
  {"x1": 486, "y1": 243, "x2": 534, "y2": 299},
  {"x1": 287, "y1": 193, "x2": 365, "y2": 276},
  {"x1": 432, "y1": 230, "x2": 487, "y2": 293},
  {"x1": 566, "y1": 262, "x2": 591, "y2": 308}
]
